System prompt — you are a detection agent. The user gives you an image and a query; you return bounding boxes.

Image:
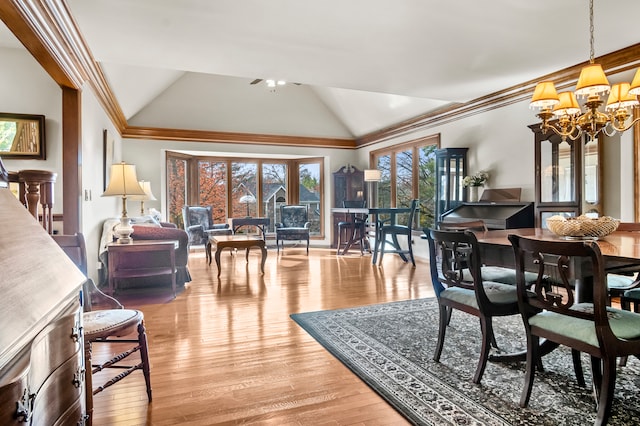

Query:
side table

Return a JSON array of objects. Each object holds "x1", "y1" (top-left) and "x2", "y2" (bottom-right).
[{"x1": 107, "y1": 240, "x2": 178, "y2": 297}]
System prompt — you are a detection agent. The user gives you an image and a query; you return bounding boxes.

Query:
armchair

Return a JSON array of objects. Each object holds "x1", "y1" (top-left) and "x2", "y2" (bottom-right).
[
  {"x1": 275, "y1": 205, "x2": 310, "y2": 254},
  {"x1": 182, "y1": 205, "x2": 231, "y2": 246}
]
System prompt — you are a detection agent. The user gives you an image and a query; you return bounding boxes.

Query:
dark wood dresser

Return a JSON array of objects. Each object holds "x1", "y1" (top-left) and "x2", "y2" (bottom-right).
[{"x1": 0, "y1": 189, "x2": 87, "y2": 424}]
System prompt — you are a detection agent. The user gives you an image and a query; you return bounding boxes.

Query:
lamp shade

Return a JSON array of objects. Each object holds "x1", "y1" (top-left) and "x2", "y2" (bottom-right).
[
  {"x1": 102, "y1": 162, "x2": 146, "y2": 197},
  {"x1": 239, "y1": 194, "x2": 256, "y2": 204},
  {"x1": 629, "y1": 68, "x2": 640, "y2": 95},
  {"x1": 530, "y1": 82, "x2": 559, "y2": 108},
  {"x1": 575, "y1": 64, "x2": 610, "y2": 97},
  {"x1": 364, "y1": 169, "x2": 382, "y2": 182},
  {"x1": 553, "y1": 92, "x2": 581, "y2": 116},
  {"x1": 606, "y1": 83, "x2": 640, "y2": 111},
  {"x1": 129, "y1": 180, "x2": 157, "y2": 201}
]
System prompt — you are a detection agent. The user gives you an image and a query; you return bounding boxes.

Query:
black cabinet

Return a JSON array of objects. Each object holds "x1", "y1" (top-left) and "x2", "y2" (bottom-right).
[{"x1": 435, "y1": 148, "x2": 468, "y2": 223}]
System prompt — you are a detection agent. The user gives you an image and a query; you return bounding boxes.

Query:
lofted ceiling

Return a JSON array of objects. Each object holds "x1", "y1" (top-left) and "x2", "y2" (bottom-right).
[{"x1": 4, "y1": 0, "x2": 640, "y2": 140}]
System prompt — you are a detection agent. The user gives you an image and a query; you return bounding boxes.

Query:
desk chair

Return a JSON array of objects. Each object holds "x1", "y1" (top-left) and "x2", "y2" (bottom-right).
[
  {"x1": 377, "y1": 199, "x2": 419, "y2": 266},
  {"x1": 336, "y1": 200, "x2": 368, "y2": 255},
  {"x1": 509, "y1": 235, "x2": 640, "y2": 426},
  {"x1": 52, "y1": 234, "x2": 152, "y2": 424}
]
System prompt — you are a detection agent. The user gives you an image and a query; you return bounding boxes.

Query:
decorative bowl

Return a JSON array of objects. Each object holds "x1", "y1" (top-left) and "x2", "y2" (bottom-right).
[{"x1": 546, "y1": 215, "x2": 620, "y2": 239}]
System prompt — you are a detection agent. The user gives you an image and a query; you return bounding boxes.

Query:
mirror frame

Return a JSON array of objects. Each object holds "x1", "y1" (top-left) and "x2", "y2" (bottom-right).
[{"x1": 0, "y1": 113, "x2": 46, "y2": 159}]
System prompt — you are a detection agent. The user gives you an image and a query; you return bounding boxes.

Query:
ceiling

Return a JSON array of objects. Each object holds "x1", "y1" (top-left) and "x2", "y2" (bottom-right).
[{"x1": 5, "y1": 0, "x2": 640, "y2": 138}]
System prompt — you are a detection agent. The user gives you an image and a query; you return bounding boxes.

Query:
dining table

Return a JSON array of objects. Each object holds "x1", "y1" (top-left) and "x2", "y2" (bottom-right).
[
  {"x1": 331, "y1": 206, "x2": 416, "y2": 264},
  {"x1": 473, "y1": 227, "x2": 640, "y2": 362}
]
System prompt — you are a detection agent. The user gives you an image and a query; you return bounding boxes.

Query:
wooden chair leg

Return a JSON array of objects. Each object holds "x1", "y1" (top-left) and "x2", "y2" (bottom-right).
[
  {"x1": 138, "y1": 322, "x2": 152, "y2": 402},
  {"x1": 572, "y1": 349, "x2": 585, "y2": 387},
  {"x1": 474, "y1": 317, "x2": 492, "y2": 384},
  {"x1": 433, "y1": 305, "x2": 448, "y2": 362},
  {"x1": 84, "y1": 340, "x2": 94, "y2": 426}
]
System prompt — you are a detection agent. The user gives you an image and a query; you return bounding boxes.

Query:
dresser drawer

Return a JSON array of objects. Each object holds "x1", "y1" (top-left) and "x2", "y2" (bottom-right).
[{"x1": 29, "y1": 311, "x2": 82, "y2": 394}]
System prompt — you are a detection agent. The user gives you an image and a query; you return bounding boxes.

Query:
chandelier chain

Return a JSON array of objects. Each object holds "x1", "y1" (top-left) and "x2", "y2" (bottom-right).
[{"x1": 588, "y1": 0, "x2": 595, "y2": 63}]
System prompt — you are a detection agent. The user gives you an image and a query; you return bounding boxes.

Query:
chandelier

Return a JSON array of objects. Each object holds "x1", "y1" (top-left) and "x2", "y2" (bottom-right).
[{"x1": 529, "y1": 0, "x2": 640, "y2": 141}]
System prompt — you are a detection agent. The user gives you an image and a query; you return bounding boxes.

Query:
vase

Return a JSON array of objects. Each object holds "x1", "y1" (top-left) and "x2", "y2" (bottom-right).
[{"x1": 468, "y1": 186, "x2": 480, "y2": 202}]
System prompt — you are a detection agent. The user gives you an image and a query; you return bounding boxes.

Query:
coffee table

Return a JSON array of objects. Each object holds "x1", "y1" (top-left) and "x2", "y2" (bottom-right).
[{"x1": 208, "y1": 234, "x2": 267, "y2": 277}]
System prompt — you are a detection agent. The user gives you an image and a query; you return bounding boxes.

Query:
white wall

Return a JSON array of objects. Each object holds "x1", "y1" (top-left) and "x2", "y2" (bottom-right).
[
  {"x1": 79, "y1": 83, "x2": 124, "y2": 282},
  {"x1": 0, "y1": 46, "x2": 63, "y2": 209}
]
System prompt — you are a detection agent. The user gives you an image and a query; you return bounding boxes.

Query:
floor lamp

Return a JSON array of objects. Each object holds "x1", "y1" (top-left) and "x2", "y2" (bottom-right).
[{"x1": 364, "y1": 169, "x2": 381, "y2": 209}]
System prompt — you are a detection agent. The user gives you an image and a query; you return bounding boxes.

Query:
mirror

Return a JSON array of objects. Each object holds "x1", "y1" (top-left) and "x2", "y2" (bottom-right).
[{"x1": 0, "y1": 113, "x2": 45, "y2": 159}]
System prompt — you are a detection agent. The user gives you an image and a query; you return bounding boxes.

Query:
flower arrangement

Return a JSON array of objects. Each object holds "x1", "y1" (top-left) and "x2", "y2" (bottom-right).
[{"x1": 462, "y1": 170, "x2": 489, "y2": 187}]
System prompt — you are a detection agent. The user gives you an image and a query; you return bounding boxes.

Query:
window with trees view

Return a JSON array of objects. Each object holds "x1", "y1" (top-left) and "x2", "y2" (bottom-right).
[
  {"x1": 370, "y1": 134, "x2": 439, "y2": 230},
  {"x1": 166, "y1": 152, "x2": 323, "y2": 236}
]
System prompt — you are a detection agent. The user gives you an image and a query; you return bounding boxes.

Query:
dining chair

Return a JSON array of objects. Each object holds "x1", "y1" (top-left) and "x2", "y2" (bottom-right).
[
  {"x1": 336, "y1": 199, "x2": 368, "y2": 255},
  {"x1": 52, "y1": 233, "x2": 152, "y2": 424},
  {"x1": 606, "y1": 222, "x2": 640, "y2": 303},
  {"x1": 509, "y1": 234, "x2": 640, "y2": 426},
  {"x1": 437, "y1": 219, "x2": 539, "y2": 287},
  {"x1": 377, "y1": 199, "x2": 419, "y2": 266},
  {"x1": 426, "y1": 228, "x2": 521, "y2": 384}
]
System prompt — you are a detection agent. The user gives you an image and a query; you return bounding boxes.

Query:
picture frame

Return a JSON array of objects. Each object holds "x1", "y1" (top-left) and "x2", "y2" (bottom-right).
[
  {"x1": 103, "y1": 129, "x2": 114, "y2": 190},
  {"x1": 0, "y1": 113, "x2": 46, "y2": 159}
]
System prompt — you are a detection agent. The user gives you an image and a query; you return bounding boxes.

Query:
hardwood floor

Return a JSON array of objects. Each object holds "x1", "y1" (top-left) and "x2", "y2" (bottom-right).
[{"x1": 91, "y1": 246, "x2": 434, "y2": 425}]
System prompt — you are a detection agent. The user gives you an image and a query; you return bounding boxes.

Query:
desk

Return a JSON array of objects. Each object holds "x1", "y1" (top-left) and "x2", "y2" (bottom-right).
[
  {"x1": 331, "y1": 206, "x2": 415, "y2": 264},
  {"x1": 230, "y1": 217, "x2": 270, "y2": 240},
  {"x1": 107, "y1": 240, "x2": 178, "y2": 297},
  {"x1": 209, "y1": 235, "x2": 267, "y2": 277}
]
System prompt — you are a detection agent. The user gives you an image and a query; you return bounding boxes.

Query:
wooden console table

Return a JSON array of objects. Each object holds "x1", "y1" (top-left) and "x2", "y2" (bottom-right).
[
  {"x1": 107, "y1": 240, "x2": 178, "y2": 297},
  {"x1": 208, "y1": 235, "x2": 267, "y2": 277}
]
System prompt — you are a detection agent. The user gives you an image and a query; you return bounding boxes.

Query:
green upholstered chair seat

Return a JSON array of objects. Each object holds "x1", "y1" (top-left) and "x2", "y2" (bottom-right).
[
  {"x1": 623, "y1": 288, "x2": 640, "y2": 299},
  {"x1": 459, "y1": 266, "x2": 538, "y2": 286},
  {"x1": 440, "y1": 281, "x2": 517, "y2": 308},
  {"x1": 529, "y1": 303, "x2": 640, "y2": 347},
  {"x1": 608, "y1": 274, "x2": 636, "y2": 290}
]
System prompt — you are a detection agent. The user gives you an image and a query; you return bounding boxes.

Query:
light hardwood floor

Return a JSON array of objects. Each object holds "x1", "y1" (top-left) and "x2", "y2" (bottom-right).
[{"x1": 91, "y1": 245, "x2": 434, "y2": 425}]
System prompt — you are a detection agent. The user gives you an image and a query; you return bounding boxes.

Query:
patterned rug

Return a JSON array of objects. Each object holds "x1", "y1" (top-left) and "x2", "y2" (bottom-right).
[{"x1": 291, "y1": 298, "x2": 640, "y2": 425}]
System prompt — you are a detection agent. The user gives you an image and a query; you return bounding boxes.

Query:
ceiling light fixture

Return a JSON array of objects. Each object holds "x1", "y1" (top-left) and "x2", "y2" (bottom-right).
[
  {"x1": 265, "y1": 79, "x2": 286, "y2": 92},
  {"x1": 530, "y1": 0, "x2": 640, "y2": 141}
]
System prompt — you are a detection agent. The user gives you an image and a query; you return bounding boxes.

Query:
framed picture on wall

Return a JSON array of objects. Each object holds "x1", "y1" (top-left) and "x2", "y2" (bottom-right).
[
  {"x1": 0, "y1": 113, "x2": 46, "y2": 159},
  {"x1": 103, "y1": 129, "x2": 114, "y2": 191}
]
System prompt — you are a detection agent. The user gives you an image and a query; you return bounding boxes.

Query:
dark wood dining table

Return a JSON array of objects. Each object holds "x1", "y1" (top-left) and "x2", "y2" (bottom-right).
[
  {"x1": 331, "y1": 206, "x2": 415, "y2": 263},
  {"x1": 473, "y1": 227, "x2": 640, "y2": 362}
]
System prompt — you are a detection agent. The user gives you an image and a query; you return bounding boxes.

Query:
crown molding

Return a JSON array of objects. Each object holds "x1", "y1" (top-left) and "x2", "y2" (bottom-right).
[
  {"x1": 122, "y1": 126, "x2": 357, "y2": 150},
  {"x1": 356, "y1": 43, "x2": 640, "y2": 146},
  {"x1": 2, "y1": 2, "x2": 639, "y2": 149}
]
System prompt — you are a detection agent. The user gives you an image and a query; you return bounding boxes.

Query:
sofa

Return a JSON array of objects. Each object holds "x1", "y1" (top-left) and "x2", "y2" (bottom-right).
[{"x1": 99, "y1": 217, "x2": 191, "y2": 290}]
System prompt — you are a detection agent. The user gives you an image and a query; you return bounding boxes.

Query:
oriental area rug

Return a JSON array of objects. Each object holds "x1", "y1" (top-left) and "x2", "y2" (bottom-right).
[{"x1": 291, "y1": 298, "x2": 640, "y2": 425}]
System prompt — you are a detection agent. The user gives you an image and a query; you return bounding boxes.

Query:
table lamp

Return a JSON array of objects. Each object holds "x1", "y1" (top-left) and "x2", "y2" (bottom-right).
[
  {"x1": 239, "y1": 194, "x2": 256, "y2": 217},
  {"x1": 129, "y1": 180, "x2": 157, "y2": 215},
  {"x1": 102, "y1": 162, "x2": 146, "y2": 244}
]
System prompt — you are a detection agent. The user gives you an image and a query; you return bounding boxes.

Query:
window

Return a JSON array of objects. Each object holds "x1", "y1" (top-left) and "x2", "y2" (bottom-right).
[
  {"x1": 166, "y1": 152, "x2": 324, "y2": 237},
  {"x1": 370, "y1": 134, "x2": 439, "y2": 229}
]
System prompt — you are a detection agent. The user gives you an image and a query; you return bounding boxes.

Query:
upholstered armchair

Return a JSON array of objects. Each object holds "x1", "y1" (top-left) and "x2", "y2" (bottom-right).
[
  {"x1": 182, "y1": 205, "x2": 231, "y2": 246},
  {"x1": 275, "y1": 205, "x2": 310, "y2": 254}
]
